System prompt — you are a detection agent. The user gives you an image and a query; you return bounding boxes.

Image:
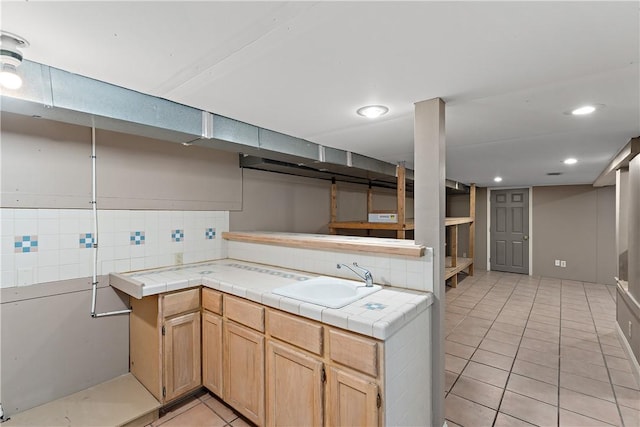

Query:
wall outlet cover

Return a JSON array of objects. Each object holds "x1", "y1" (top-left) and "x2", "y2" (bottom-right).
[
  {"x1": 560, "y1": 260, "x2": 567, "y2": 268},
  {"x1": 555, "y1": 260, "x2": 561, "y2": 267}
]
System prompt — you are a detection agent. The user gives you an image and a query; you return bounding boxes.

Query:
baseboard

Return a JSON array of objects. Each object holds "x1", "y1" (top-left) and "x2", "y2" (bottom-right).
[{"x1": 616, "y1": 323, "x2": 640, "y2": 387}]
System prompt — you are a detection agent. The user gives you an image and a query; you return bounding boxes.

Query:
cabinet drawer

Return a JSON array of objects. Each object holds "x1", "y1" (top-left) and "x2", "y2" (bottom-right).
[
  {"x1": 202, "y1": 288, "x2": 223, "y2": 314},
  {"x1": 162, "y1": 288, "x2": 200, "y2": 318},
  {"x1": 267, "y1": 310, "x2": 323, "y2": 356},
  {"x1": 224, "y1": 295, "x2": 264, "y2": 332},
  {"x1": 329, "y1": 329, "x2": 378, "y2": 377}
]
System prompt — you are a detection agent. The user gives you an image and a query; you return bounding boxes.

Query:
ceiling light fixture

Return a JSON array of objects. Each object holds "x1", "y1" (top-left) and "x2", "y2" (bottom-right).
[
  {"x1": 571, "y1": 105, "x2": 596, "y2": 115},
  {"x1": 494, "y1": 176, "x2": 503, "y2": 183},
  {"x1": 356, "y1": 105, "x2": 389, "y2": 119},
  {"x1": 564, "y1": 158, "x2": 577, "y2": 165},
  {"x1": 0, "y1": 31, "x2": 29, "y2": 90}
]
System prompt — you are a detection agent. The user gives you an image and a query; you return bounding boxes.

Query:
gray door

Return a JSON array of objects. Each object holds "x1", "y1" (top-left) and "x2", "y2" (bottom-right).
[{"x1": 491, "y1": 189, "x2": 529, "y2": 274}]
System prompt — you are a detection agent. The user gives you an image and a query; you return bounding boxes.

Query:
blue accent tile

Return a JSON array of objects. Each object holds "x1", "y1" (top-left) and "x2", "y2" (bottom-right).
[
  {"x1": 205, "y1": 227, "x2": 216, "y2": 240},
  {"x1": 79, "y1": 233, "x2": 94, "y2": 249},
  {"x1": 171, "y1": 229, "x2": 184, "y2": 242},
  {"x1": 363, "y1": 302, "x2": 387, "y2": 310},
  {"x1": 15, "y1": 235, "x2": 38, "y2": 253},
  {"x1": 130, "y1": 231, "x2": 146, "y2": 245}
]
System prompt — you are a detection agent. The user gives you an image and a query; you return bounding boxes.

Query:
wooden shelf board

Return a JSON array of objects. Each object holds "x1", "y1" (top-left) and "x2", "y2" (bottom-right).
[
  {"x1": 329, "y1": 219, "x2": 415, "y2": 231},
  {"x1": 445, "y1": 217, "x2": 474, "y2": 226},
  {"x1": 445, "y1": 257, "x2": 473, "y2": 279},
  {"x1": 223, "y1": 231, "x2": 426, "y2": 257}
]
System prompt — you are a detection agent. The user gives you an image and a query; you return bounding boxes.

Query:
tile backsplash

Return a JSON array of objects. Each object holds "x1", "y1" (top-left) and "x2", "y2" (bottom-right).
[{"x1": 0, "y1": 209, "x2": 229, "y2": 288}]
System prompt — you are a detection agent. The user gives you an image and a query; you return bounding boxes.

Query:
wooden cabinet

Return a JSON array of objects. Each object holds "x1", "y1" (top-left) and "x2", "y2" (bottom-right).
[
  {"x1": 130, "y1": 288, "x2": 202, "y2": 404},
  {"x1": 224, "y1": 321, "x2": 265, "y2": 426},
  {"x1": 163, "y1": 311, "x2": 201, "y2": 402},
  {"x1": 327, "y1": 367, "x2": 379, "y2": 427},
  {"x1": 266, "y1": 340, "x2": 324, "y2": 427},
  {"x1": 202, "y1": 310, "x2": 223, "y2": 396}
]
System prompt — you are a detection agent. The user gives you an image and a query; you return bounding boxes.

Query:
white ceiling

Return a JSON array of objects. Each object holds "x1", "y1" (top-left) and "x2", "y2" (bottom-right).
[{"x1": 2, "y1": 1, "x2": 639, "y2": 187}]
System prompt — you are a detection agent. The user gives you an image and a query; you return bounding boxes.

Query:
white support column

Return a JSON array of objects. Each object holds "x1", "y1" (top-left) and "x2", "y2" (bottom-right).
[{"x1": 414, "y1": 98, "x2": 446, "y2": 427}]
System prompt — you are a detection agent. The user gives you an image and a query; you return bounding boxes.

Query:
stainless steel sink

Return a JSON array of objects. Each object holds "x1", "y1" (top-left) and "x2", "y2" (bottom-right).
[{"x1": 272, "y1": 276, "x2": 381, "y2": 308}]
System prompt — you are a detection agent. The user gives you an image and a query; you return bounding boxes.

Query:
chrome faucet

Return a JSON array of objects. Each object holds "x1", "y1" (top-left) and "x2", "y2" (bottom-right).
[{"x1": 337, "y1": 262, "x2": 374, "y2": 287}]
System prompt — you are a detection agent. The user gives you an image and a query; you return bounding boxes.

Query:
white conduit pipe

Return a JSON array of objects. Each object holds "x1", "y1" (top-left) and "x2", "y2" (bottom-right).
[{"x1": 90, "y1": 125, "x2": 132, "y2": 318}]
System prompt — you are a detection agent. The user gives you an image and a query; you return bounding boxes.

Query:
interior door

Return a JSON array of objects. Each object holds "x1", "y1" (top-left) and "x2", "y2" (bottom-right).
[{"x1": 491, "y1": 189, "x2": 529, "y2": 274}]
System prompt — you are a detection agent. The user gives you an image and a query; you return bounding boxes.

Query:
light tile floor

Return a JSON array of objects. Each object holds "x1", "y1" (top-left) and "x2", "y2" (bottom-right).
[
  {"x1": 445, "y1": 271, "x2": 640, "y2": 427},
  {"x1": 146, "y1": 390, "x2": 250, "y2": 427}
]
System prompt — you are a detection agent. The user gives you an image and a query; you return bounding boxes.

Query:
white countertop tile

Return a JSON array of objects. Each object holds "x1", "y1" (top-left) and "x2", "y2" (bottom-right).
[{"x1": 110, "y1": 258, "x2": 433, "y2": 339}]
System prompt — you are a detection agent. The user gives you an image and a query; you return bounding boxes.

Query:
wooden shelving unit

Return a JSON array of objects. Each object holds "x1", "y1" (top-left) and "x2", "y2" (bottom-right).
[
  {"x1": 328, "y1": 165, "x2": 413, "y2": 239},
  {"x1": 445, "y1": 184, "x2": 476, "y2": 288}
]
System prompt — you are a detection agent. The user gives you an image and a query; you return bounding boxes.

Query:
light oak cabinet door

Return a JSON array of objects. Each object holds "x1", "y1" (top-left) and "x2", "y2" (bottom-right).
[
  {"x1": 224, "y1": 321, "x2": 265, "y2": 426},
  {"x1": 202, "y1": 310, "x2": 223, "y2": 396},
  {"x1": 163, "y1": 311, "x2": 201, "y2": 402},
  {"x1": 327, "y1": 367, "x2": 379, "y2": 427},
  {"x1": 266, "y1": 341, "x2": 323, "y2": 427}
]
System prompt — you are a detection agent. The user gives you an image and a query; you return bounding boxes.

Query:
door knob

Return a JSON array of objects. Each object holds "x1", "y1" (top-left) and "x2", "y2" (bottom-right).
[{"x1": 523, "y1": 235, "x2": 529, "y2": 240}]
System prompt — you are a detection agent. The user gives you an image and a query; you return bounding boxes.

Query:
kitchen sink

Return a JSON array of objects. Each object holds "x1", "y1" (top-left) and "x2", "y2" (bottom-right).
[{"x1": 272, "y1": 276, "x2": 381, "y2": 308}]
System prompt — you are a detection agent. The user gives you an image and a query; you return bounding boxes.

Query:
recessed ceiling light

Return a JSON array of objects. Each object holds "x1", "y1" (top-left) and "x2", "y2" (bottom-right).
[
  {"x1": 571, "y1": 105, "x2": 596, "y2": 115},
  {"x1": 564, "y1": 158, "x2": 577, "y2": 165},
  {"x1": 356, "y1": 105, "x2": 389, "y2": 118},
  {"x1": 494, "y1": 176, "x2": 503, "y2": 183}
]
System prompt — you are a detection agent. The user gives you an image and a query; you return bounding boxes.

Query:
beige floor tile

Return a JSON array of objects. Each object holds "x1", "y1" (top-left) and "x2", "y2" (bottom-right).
[
  {"x1": 499, "y1": 390, "x2": 557, "y2": 427},
  {"x1": 479, "y1": 338, "x2": 519, "y2": 358},
  {"x1": 485, "y1": 329, "x2": 522, "y2": 346},
  {"x1": 445, "y1": 393, "x2": 497, "y2": 427},
  {"x1": 445, "y1": 354, "x2": 469, "y2": 374},
  {"x1": 154, "y1": 398, "x2": 201, "y2": 426},
  {"x1": 609, "y1": 367, "x2": 640, "y2": 390},
  {"x1": 519, "y1": 336, "x2": 559, "y2": 354},
  {"x1": 560, "y1": 358, "x2": 610, "y2": 382},
  {"x1": 229, "y1": 417, "x2": 252, "y2": 427},
  {"x1": 445, "y1": 370, "x2": 458, "y2": 392},
  {"x1": 444, "y1": 419, "x2": 463, "y2": 427},
  {"x1": 559, "y1": 409, "x2": 617, "y2": 427},
  {"x1": 471, "y1": 348, "x2": 514, "y2": 371},
  {"x1": 614, "y1": 384, "x2": 640, "y2": 411},
  {"x1": 523, "y1": 328, "x2": 560, "y2": 344},
  {"x1": 559, "y1": 388, "x2": 622, "y2": 426},
  {"x1": 451, "y1": 375, "x2": 504, "y2": 410},
  {"x1": 447, "y1": 305, "x2": 472, "y2": 315},
  {"x1": 511, "y1": 359, "x2": 559, "y2": 386},
  {"x1": 446, "y1": 331, "x2": 483, "y2": 348},
  {"x1": 560, "y1": 371, "x2": 615, "y2": 402},
  {"x1": 619, "y1": 405, "x2": 640, "y2": 427},
  {"x1": 561, "y1": 346, "x2": 605, "y2": 366},
  {"x1": 605, "y1": 354, "x2": 633, "y2": 372},
  {"x1": 455, "y1": 324, "x2": 491, "y2": 338},
  {"x1": 506, "y1": 373, "x2": 558, "y2": 406},
  {"x1": 203, "y1": 396, "x2": 239, "y2": 423},
  {"x1": 561, "y1": 336, "x2": 602, "y2": 353},
  {"x1": 159, "y1": 403, "x2": 226, "y2": 427},
  {"x1": 561, "y1": 328, "x2": 599, "y2": 343},
  {"x1": 469, "y1": 309, "x2": 499, "y2": 321},
  {"x1": 527, "y1": 316, "x2": 560, "y2": 328},
  {"x1": 445, "y1": 339, "x2": 476, "y2": 359},
  {"x1": 493, "y1": 412, "x2": 536, "y2": 427},
  {"x1": 516, "y1": 347, "x2": 559, "y2": 369},
  {"x1": 490, "y1": 322, "x2": 525, "y2": 336},
  {"x1": 461, "y1": 361, "x2": 509, "y2": 388}
]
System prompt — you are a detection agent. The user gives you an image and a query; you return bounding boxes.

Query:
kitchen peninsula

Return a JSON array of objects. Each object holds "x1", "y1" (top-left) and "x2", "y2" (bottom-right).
[{"x1": 110, "y1": 232, "x2": 434, "y2": 426}]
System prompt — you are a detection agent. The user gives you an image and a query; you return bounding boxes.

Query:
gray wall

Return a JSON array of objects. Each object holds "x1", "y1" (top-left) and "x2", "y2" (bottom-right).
[
  {"x1": 1, "y1": 113, "x2": 242, "y2": 210},
  {"x1": 1, "y1": 279, "x2": 129, "y2": 414},
  {"x1": 0, "y1": 114, "x2": 243, "y2": 415},
  {"x1": 531, "y1": 185, "x2": 616, "y2": 284}
]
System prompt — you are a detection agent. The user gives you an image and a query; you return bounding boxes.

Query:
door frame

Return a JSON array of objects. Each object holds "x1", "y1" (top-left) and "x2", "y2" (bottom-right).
[{"x1": 486, "y1": 187, "x2": 533, "y2": 275}]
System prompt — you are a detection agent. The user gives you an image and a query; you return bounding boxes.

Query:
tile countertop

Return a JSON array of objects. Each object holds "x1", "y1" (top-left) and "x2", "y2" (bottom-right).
[{"x1": 109, "y1": 259, "x2": 433, "y2": 340}]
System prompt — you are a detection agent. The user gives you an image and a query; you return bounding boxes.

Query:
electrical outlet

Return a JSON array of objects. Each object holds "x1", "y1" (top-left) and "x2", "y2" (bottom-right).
[
  {"x1": 629, "y1": 321, "x2": 633, "y2": 339},
  {"x1": 560, "y1": 260, "x2": 567, "y2": 268},
  {"x1": 555, "y1": 260, "x2": 560, "y2": 267},
  {"x1": 175, "y1": 252, "x2": 183, "y2": 265}
]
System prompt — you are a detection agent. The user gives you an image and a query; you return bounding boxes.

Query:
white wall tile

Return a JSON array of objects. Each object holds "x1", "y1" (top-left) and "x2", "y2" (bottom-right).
[{"x1": 1, "y1": 270, "x2": 15, "y2": 288}]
